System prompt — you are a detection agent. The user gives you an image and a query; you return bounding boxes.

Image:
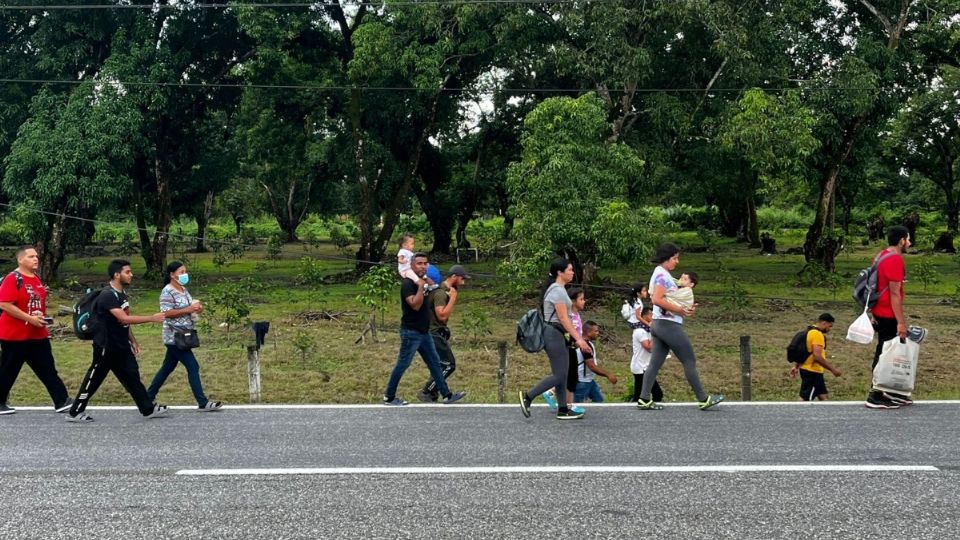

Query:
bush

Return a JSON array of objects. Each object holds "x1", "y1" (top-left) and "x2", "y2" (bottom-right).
[
  {"x1": 465, "y1": 218, "x2": 507, "y2": 254},
  {"x1": 266, "y1": 234, "x2": 284, "y2": 260},
  {"x1": 328, "y1": 224, "x2": 353, "y2": 252},
  {"x1": 296, "y1": 256, "x2": 326, "y2": 285},
  {"x1": 660, "y1": 205, "x2": 717, "y2": 230},
  {"x1": 397, "y1": 213, "x2": 431, "y2": 235},
  {"x1": 0, "y1": 220, "x2": 27, "y2": 246},
  {"x1": 756, "y1": 207, "x2": 813, "y2": 230}
]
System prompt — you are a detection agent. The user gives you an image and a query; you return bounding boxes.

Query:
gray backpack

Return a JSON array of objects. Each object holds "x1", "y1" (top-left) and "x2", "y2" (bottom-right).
[{"x1": 853, "y1": 251, "x2": 895, "y2": 310}]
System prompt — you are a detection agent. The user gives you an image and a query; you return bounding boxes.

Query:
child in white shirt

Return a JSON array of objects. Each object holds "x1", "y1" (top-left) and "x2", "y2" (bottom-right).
[
  {"x1": 630, "y1": 307, "x2": 664, "y2": 402},
  {"x1": 397, "y1": 234, "x2": 420, "y2": 283}
]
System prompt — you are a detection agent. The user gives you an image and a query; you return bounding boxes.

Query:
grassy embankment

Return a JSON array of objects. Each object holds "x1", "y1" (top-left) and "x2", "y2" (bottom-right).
[{"x1": 6, "y1": 228, "x2": 960, "y2": 407}]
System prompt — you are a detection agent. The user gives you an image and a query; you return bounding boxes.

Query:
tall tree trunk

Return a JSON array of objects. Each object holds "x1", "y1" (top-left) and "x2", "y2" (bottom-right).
[
  {"x1": 746, "y1": 196, "x2": 760, "y2": 248},
  {"x1": 351, "y1": 88, "x2": 377, "y2": 270},
  {"x1": 803, "y1": 0, "x2": 913, "y2": 267},
  {"x1": 195, "y1": 190, "x2": 213, "y2": 252},
  {"x1": 804, "y1": 117, "x2": 861, "y2": 269},
  {"x1": 370, "y1": 80, "x2": 450, "y2": 263},
  {"x1": 133, "y1": 173, "x2": 155, "y2": 273},
  {"x1": 36, "y1": 210, "x2": 67, "y2": 284},
  {"x1": 147, "y1": 158, "x2": 173, "y2": 281}
]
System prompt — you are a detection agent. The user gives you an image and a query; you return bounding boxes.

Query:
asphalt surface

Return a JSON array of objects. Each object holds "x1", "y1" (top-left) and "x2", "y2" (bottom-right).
[{"x1": 2, "y1": 402, "x2": 959, "y2": 539}]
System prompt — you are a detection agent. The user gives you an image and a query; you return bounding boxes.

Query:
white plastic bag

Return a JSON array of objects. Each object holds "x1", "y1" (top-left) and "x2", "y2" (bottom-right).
[
  {"x1": 846, "y1": 307, "x2": 875, "y2": 344},
  {"x1": 872, "y1": 338, "x2": 920, "y2": 396}
]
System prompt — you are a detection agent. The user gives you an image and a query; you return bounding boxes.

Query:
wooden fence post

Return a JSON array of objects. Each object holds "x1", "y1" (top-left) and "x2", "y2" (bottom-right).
[
  {"x1": 247, "y1": 345, "x2": 262, "y2": 403},
  {"x1": 739, "y1": 335, "x2": 752, "y2": 401},
  {"x1": 497, "y1": 341, "x2": 508, "y2": 403}
]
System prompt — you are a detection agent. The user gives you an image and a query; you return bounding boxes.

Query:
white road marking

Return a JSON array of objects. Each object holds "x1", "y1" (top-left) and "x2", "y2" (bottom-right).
[
  {"x1": 176, "y1": 465, "x2": 940, "y2": 476},
  {"x1": 12, "y1": 400, "x2": 960, "y2": 411}
]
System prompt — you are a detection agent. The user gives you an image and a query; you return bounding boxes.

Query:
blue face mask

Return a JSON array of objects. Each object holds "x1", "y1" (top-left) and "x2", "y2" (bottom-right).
[{"x1": 177, "y1": 274, "x2": 190, "y2": 286}]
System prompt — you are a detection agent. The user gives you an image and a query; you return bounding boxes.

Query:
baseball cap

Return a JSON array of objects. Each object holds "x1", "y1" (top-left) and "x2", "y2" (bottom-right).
[{"x1": 448, "y1": 265, "x2": 471, "y2": 279}]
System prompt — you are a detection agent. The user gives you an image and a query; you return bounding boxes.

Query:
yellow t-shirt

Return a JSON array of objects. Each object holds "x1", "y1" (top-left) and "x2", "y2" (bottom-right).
[{"x1": 799, "y1": 329, "x2": 826, "y2": 373}]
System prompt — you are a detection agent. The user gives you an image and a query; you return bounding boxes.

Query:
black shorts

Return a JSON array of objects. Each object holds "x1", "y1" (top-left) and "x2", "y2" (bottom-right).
[{"x1": 799, "y1": 370, "x2": 828, "y2": 401}]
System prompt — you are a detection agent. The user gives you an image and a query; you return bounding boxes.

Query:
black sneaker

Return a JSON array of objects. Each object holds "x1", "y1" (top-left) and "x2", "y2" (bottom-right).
[
  {"x1": 441, "y1": 390, "x2": 466, "y2": 404},
  {"x1": 883, "y1": 392, "x2": 914, "y2": 406},
  {"x1": 865, "y1": 395, "x2": 900, "y2": 409},
  {"x1": 519, "y1": 391, "x2": 531, "y2": 418},
  {"x1": 55, "y1": 398, "x2": 74, "y2": 413},
  {"x1": 383, "y1": 396, "x2": 409, "y2": 406},
  {"x1": 698, "y1": 394, "x2": 725, "y2": 411},
  {"x1": 636, "y1": 398, "x2": 663, "y2": 411},
  {"x1": 0, "y1": 403, "x2": 15, "y2": 415},
  {"x1": 557, "y1": 409, "x2": 585, "y2": 420}
]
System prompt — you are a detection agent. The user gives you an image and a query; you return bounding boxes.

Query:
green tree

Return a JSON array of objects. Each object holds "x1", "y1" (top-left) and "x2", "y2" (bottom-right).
[
  {"x1": 886, "y1": 66, "x2": 960, "y2": 233},
  {"x1": 3, "y1": 86, "x2": 139, "y2": 281},
  {"x1": 504, "y1": 93, "x2": 644, "y2": 282},
  {"x1": 717, "y1": 89, "x2": 819, "y2": 247}
]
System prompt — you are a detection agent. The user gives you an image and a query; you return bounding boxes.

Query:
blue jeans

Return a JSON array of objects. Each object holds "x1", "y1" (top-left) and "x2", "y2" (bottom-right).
[
  {"x1": 385, "y1": 328, "x2": 451, "y2": 400},
  {"x1": 147, "y1": 345, "x2": 209, "y2": 407},
  {"x1": 574, "y1": 380, "x2": 605, "y2": 403}
]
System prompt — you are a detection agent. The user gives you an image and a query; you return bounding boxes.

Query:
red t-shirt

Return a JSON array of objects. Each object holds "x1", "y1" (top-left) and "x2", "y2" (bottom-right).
[
  {"x1": 0, "y1": 271, "x2": 50, "y2": 341},
  {"x1": 871, "y1": 250, "x2": 905, "y2": 319}
]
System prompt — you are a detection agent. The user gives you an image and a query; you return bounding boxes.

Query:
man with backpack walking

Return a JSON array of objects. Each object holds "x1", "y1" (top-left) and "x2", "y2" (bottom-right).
[
  {"x1": 788, "y1": 313, "x2": 840, "y2": 401},
  {"x1": 65, "y1": 259, "x2": 168, "y2": 423},
  {"x1": 864, "y1": 226, "x2": 912, "y2": 409},
  {"x1": 417, "y1": 265, "x2": 470, "y2": 402},
  {"x1": 0, "y1": 246, "x2": 72, "y2": 415}
]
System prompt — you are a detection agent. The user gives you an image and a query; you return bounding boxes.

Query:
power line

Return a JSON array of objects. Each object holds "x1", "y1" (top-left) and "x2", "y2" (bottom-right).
[
  {"x1": 0, "y1": 78, "x2": 945, "y2": 94},
  {"x1": 1, "y1": 0, "x2": 625, "y2": 10},
  {"x1": 1, "y1": 202, "x2": 954, "y2": 306}
]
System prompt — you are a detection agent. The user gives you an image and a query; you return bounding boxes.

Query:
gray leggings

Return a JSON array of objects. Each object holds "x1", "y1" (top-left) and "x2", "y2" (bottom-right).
[
  {"x1": 527, "y1": 325, "x2": 569, "y2": 408},
  {"x1": 639, "y1": 319, "x2": 707, "y2": 402}
]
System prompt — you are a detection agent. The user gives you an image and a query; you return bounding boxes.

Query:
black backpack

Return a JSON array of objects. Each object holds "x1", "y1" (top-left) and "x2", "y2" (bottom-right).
[
  {"x1": 72, "y1": 287, "x2": 109, "y2": 340},
  {"x1": 516, "y1": 308, "x2": 545, "y2": 353},
  {"x1": 853, "y1": 251, "x2": 895, "y2": 309},
  {"x1": 786, "y1": 326, "x2": 815, "y2": 364}
]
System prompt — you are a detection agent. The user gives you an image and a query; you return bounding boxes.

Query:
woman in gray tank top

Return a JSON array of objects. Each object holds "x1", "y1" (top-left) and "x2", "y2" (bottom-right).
[{"x1": 518, "y1": 258, "x2": 592, "y2": 420}]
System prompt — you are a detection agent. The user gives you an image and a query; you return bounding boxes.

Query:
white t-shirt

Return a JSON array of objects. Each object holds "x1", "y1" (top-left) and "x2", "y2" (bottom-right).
[
  {"x1": 397, "y1": 248, "x2": 414, "y2": 274},
  {"x1": 649, "y1": 265, "x2": 682, "y2": 324},
  {"x1": 621, "y1": 299, "x2": 642, "y2": 324},
  {"x1": 577, "y1": 342, "x2": 597, "y2": 382},
  {"x1": 630, "y1": 326, "x2": 652, "y2": 374}
]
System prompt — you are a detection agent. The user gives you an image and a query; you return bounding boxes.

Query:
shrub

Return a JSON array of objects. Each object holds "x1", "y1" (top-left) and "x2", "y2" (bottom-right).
[
  {"x1": 660, "y1": 205, "x2": 717, "y2": 230},
  {"x1": 266, "y1": 234, "x2": 284, "y2": 260},
  {"x1": 296, "y1": 256, "x2": 326, "y2": 285},
  {"x1": 328, "y1": 224, "x2": 353, "y2": 252},
  {"x1": 756, "y1": 207, "x2": 813, "y2": 230}
]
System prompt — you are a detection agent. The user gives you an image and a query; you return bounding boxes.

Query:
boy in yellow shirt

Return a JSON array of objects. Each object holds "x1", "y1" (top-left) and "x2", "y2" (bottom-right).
[{"x1": 790, "y1": 313, "x2": 841, "y2": 401}]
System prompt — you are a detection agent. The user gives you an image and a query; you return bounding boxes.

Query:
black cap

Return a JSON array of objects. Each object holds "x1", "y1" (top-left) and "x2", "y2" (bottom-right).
[{"x1": 448, "y1": 265, "x2": 471, "y2": 279}]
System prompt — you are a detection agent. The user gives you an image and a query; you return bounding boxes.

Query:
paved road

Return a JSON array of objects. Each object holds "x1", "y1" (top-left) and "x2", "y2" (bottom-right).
[{"x1": 2, "y1": 403, "x2": 958, "y2": 539}]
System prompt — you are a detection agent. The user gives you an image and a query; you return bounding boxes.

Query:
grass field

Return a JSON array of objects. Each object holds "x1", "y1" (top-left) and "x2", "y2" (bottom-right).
[{"x1": 5, "y1": 231, "x2": 960, "y2": 408}]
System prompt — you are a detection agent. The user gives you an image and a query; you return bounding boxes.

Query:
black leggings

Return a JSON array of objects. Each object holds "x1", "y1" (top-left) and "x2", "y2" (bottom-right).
[{"x1": 632, "y1": 373, "x2": 663, "y2": 402}]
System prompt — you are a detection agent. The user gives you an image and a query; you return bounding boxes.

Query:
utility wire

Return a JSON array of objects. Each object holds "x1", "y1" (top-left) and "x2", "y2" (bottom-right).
[
  {"x1": 0, "y1": 78, "x2": 945, "y2": 94},
  {"x1": 2, "y1": 202, "x2": 955, "y2": 306},
  {"x1": 2, "y1": 0, "x2": 626, "y2": 10}
]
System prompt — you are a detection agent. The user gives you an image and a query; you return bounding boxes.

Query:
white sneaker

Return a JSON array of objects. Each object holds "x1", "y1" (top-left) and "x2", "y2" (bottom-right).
[
  {"x1": 145, "y1": 404, "x2": 169, "y2": 419},
  {"x1": 199, "y1": 401, "x2": 223, "y2": 412},
  {"x1": 66, "y1": 412, "x2": 94, "y2": 423}
]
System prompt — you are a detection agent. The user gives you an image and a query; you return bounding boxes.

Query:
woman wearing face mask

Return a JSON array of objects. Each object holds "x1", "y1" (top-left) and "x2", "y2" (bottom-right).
[{"x1": 146, "y1": 261, "x2": 222, "y2": 411}]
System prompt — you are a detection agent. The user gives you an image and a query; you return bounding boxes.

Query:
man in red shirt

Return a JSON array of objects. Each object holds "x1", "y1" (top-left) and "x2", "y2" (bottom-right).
[
  {"x1": 0, "y1": 246, "x2": 72, "y2": 415},
  {"x1": 866, "y1": 226, "x2": 911, "y2": 409}
]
